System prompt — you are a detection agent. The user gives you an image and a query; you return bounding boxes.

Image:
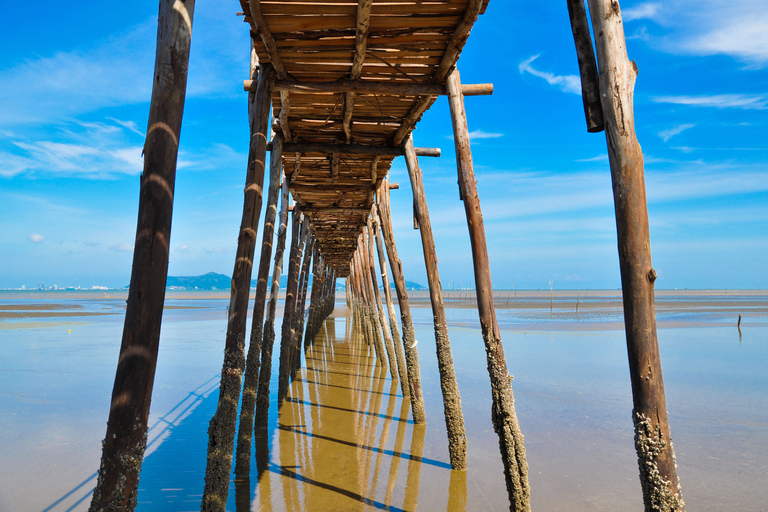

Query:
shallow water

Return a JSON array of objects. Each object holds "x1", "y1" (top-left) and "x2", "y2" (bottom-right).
[{"x1": 0, "y1": 291, "x2": 765, "y2": 511}]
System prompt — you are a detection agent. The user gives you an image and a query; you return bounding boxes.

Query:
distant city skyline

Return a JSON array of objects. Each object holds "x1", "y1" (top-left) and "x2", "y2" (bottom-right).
[{"x1": 1, "y1": 0, "x2": 766, "y2": 290}]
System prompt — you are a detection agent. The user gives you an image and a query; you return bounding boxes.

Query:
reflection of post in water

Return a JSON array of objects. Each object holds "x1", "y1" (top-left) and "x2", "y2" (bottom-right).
[
  {"x1": 385, "y1": 398, "x2": 411, "y2": 506},
  {"x1": 278, "y1": 397, "x2": 301, "y2": 512},
  {"x1": 447, "y1": 469, "x2": 468, "y2": 512},
  {"x1": 362, "y1": 366, "x2": 387, "y2": 495},
  {"x1": 403, "y1": 422, "x2": 427, "y2": 511},
  {"x1": 369, "y1": 379, "x2": 399, "y2": 501},
  {"x1": 254, "y1": 430, "x2": 272, "y2": 511}
]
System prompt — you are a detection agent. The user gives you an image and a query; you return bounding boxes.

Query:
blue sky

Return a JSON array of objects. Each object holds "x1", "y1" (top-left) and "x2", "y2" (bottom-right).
[{"x1": 1, "y1": 0, "x2": 766, "y2": 290}]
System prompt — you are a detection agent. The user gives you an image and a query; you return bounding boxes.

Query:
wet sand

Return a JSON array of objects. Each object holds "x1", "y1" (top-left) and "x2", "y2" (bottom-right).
[{"x1": 0, "y1": 291, "x2": 766, "y2": 511}]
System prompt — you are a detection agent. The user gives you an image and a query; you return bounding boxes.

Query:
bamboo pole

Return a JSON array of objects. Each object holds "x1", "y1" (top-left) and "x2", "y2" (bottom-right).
[
  {"x1": 202, "y1": 59, "x2": 275, "y2": 512},
  {"x1": 586, "y1": 0, "x2": 684, "y2": 509},
  {"x1": 254, "y1": 175, "x2": 290, "y2": 430},
  {"x1": 371, "y1": 207, "x2": 409, "y2": 396},
  {"x1": 88, "y1": 1, "x2": 195, "y2": 509},
  {"x1": 445, "y1": 68, "x2": 530, "y2": 511},
  {"x1": 376, "y1": 179, "x2": 427, "y2": 424},
  {"x1": 404, "y1": 135, "x2": 467, "y2": 469},
  {"x1": 235, "y1": 133, "x2": 283, "y2": 477},
  {"x1": 366, "y1": 219, "x2": 399, "y2": 379}
]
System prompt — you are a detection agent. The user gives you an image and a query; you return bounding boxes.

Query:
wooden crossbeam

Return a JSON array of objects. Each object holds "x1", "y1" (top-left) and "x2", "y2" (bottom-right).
[
  {"x1": 268, "y1": 142, "x2": 441, "y2": 157},
  {"x1": 342, "y1": 0, "x2": 374, "y2": 142},
  {"x1": 244, "y1": 79, "x2": 494, "y2": 97}
]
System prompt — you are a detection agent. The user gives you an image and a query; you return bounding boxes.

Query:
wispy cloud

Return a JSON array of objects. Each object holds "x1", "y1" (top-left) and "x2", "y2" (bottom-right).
[
  {"x1": 111, "y1": 243, "x2": 134, "y2": 252},
  {"x1": 658, "y1": 123, "x2": 696, "y2": 142},
  {"x1": 28, "y1": 233, "x2": 44, "y2": 243},
  {"x1": 683, "y1": 13, "x2": 768, "y2": 65},
  {"x1": 107, "y1": 117, "x2": 145, "y2": 138},
  {"x1": 623, "y1": 2, "x2": 661, "y2": 21},
  {"x1": 469, "y1": 130, "x2": 503, "y2": 140},
  {"x1": 518, "y1": 55, "x2": 581, "y2": 95},
  {"x1": 652, "y1": 94, "x2": 768, "y2": 109},
  {"x1": 575, "y1": 154, "x2": 609, "y2": 162}
]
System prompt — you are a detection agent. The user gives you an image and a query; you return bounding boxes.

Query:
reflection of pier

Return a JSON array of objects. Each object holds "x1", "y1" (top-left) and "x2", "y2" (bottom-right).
[{"x1": 243, "y1": 312, "x2": 443, "y2": 512}]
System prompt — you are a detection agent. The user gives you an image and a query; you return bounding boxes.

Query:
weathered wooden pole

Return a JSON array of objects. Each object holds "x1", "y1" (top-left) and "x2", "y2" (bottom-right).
[
  {"x1": 358, "y1": 232, "x2": 388, "y2": 367},
  {"x1": 235, "y1": 132, "x2": 283, "y2": 477},
  {"x1": 366, "y1": 219, "x2": 399, "y2": 379},
  {"x1": 202, "y1": 58, "x2": 276, "y2": 512},
  {"x1": 567, "y1": 0, "x2": 604, "y2": 132},
  {"x1": 404, "y1": 135, "x2": 467, "y2": 469},
  {"x1": 303, "y1": 245, "x2": 322, "y2": 349},
  {"x1": 445, "y1": 68, "x2": 530, "y2": 511},
  {"x1": 371, "y1": 207, "x2": 409, "y2": 397},
  {"x1": 292, "y1": 235, "x2": 315, "y2": 373},
  {"x1": 254, "y1": 176, "x2": 290, "y2": 430},
  {"x1": 89, "y1": 1, "x2": 195, "y2": 509},
  {"x1": 376, "y1": 179, "x2": 427, "y2": 424},
  {"x1": 278, "y1": 210, "x2": 309, "y2": 403},
  {"x1": 585, "y1": 0, "x2": 684, "y2": 509},
  {"x1": 352, "y1": 242, "x2": 374, "y2": 352}
]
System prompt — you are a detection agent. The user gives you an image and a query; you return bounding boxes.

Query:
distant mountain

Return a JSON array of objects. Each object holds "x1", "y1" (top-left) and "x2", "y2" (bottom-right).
[{"x1": 166, "y1": 272, "x2": 231, "y2": 290}]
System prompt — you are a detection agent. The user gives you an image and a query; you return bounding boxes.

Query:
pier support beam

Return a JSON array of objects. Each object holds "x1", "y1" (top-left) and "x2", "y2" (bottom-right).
[
  {"x1": 235, "y1": 132, "x2": 283, "y2": 477},
  {"x1": 371, "y1": 207, "x2": 409, "y2": 397},
  {"x1": 202, "y1": 59, "x2": 276, "y2": 511},
  {"x1": 366, "y1": 219, "x2": 399, "y2": 379},
  {"x1": 377, "y1": 179, "x2": 427, "y2": 424},
  {"x1": 404, "y1": 135, "x2": 467, "y2": 470},
  {"x1": 586, "y1": 0, "x2": 684, "y2": 509},
  {"x1": 89, "y1": 1, "x2": 195, "y2": 510},
  {"x1": 255, "y1": 176, "x2": 290, "y2": 430},
  {"x1": 278, "y1": 210, "x2": 309, "y2": 403},
  {"x1": 446, "y1": 68, "x2": 530, "y2": 511}
]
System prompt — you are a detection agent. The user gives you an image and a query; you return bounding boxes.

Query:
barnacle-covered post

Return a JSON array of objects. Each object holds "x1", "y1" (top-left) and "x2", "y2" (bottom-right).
[{"x1": 585, "y1": 0, "x2": 684, "y2": 508}]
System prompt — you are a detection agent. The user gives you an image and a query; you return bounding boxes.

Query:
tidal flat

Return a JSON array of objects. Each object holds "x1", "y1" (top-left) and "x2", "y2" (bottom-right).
[{"x1": 0, "y1": 290, "x2": 765, "y2": 511}]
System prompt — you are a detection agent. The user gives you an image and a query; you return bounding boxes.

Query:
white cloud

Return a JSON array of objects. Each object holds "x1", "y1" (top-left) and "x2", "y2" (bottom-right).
[
  {"x1": 177, "y1": 244, "x2": 190, "y2": 252},
  {"x1": 623, "y1": 3, "x2": 661, "y2": 21},
  {"x1": 469, "y1": 129, "x2": 503, "y2": 140},
  {"x1": 683, "y1": 13, "x2": 768, "y2": 64},
  {"x1": 652, "y1": 94, "x2": 768, "y2": 109},
  {"x1": 111, "y1": 243, "x2": 134, "y2": 252},
  {"x1": 658, "y1": 123, "x2": 696, "y2": 142},
  {"x1": 575, "y1": 154, "x2": 609, "y2": 162},
  {"x1": 107, "y1": 117, "x2": 145, "y2": 138},
  {"x1": 28, "y1": 233, "x2": 44, "y2": 243},
  {"x1": 518, "y1": 55, "x2": 581, "y2": 95}
]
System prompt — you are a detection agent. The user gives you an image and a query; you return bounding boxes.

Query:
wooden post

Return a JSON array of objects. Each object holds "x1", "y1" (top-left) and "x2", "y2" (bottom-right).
[
  {"x1": 371, "y1": 207, "x2": 409, "y2": 397},
  {"x1": 292, "y1": 235, "x2": 315, "y2": 373},
  {"x1": 376, "y1": 179, "x2": 427, "y2": 424},
  {"x1": 89, "y1": 1, "x2": 195, "y2": 509},
  {"x1": 358, "y1": 233, "x2": 388, "y2": 367},
  {"x1": 404, "y1": 135, "x2": 467, "y2": 469},
  {"x1": 254, "y1": 175, "x2": 290, "y2": 430},
  {"x1": 235, "y1": 132, "x2": 283, "y2": 477},
  {"x1": 303, "y1": 246, "x2": 322, "y2": 349},
  {"x1": 567, "y1": 0, "x2": 604, "y2": 132},
  {"x1": 366, "y1": 219, "x2": 399, "y2": 379},
  {"x1": 446, "y1": 68, "x2": 530, "y2": 511},
  {"x1": 278, "y1": 210, "x2": 309, "y2": 403},
  {"x1": 586, "y1": 0, "x2": 684, "y2": 509},
  {"x1": 202, "y1": 57, "x2": 275, "y2": 511}
]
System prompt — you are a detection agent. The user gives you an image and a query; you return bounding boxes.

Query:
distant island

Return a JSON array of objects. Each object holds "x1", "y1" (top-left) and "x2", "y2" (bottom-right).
[{"x1": 165, "y1": 272, "x2": 425, "y2": 291}]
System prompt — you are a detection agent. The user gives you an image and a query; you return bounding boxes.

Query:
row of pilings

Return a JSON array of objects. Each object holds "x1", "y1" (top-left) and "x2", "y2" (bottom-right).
[{"x1": 88, "y1": 0, "x2": 684, "y2": 509}]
